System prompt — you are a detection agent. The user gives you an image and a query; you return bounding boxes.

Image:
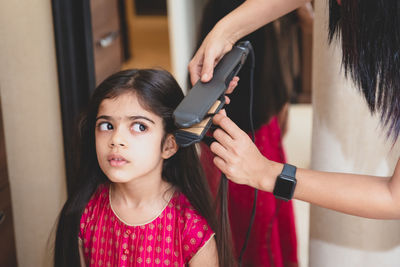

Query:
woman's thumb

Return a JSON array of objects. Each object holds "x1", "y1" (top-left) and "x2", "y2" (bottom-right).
[{"x1": 201, "y1": 52, "x2": 217, "y2": 82}]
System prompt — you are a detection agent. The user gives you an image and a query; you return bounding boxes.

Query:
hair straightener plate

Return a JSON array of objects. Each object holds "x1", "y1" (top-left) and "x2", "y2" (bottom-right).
[{"x1": 173, "y1": 41, "x2": 251, "y2": 147}]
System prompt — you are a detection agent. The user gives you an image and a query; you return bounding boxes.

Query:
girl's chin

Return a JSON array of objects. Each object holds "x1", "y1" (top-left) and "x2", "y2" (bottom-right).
[
  {"x1": 107, "y1": 175, "x2": 133, "y2": 184},
  {"x1": 108, "y1": 178, "x2": 129, "y2": 184},
  {"x1": 105, "y1": 171, "x2": 134, "y2": 184}
]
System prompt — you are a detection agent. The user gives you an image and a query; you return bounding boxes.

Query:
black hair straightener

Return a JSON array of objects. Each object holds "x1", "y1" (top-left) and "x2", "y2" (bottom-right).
[{"x1": 173, "y1": 41, "x2": 252, "y2": 147}]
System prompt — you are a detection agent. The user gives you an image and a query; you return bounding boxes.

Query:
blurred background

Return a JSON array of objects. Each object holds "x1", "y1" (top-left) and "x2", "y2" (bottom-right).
[{"x1": 1, "y1": 0, "x2": 399, "y2": 267}]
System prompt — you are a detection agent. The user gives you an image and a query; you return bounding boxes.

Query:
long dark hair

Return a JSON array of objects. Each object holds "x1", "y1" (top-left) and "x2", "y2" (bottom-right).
[
  {"x1": 54, "y1": 69, "x2": 234, "y2": 266},
  {"x1": 329, "y1": 0, "x2": 400, "y2": 141}
]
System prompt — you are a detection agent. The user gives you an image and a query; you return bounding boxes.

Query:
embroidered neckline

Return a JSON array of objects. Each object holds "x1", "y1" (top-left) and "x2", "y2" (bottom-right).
[{"x1": 108, "y1": 185, "x2": 175, "y2": 227}]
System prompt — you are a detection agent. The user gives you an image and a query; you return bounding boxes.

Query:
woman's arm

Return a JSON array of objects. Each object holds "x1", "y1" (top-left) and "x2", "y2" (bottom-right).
[
  {"x1": 189, "y1": 237, "x2": 219, "y2": 267},
  {"x1": 189, "y1": 0, "x2": 309, "y2": 85},
  {"x1": 211, "y1": 113, "x2": 400, "y2": 219}
]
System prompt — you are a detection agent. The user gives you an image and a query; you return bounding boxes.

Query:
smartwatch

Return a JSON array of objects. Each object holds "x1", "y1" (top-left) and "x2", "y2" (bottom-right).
[{"x1": 273, "y1": 163, "x2": 297, "y2": 201}]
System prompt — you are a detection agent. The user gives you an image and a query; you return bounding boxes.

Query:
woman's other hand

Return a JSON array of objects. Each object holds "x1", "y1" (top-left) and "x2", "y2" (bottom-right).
[{"x1": 210, "y1": 112, "x2": 281, "y2": 191}]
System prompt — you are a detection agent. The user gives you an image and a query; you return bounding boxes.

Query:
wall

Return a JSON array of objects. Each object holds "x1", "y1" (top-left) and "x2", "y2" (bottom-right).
[
  {"x1": 283, "y1": 104, "x2": 312, "y2": 267},
  {"x1": 0, "y1": 1, "x2": 67, "y2": 266},
  {"x1": 167, "y1": 0, "x2": 207, "y2": 93},
  {"x1": 310, "y1": 0, "x2": 400, "y2": 266}
]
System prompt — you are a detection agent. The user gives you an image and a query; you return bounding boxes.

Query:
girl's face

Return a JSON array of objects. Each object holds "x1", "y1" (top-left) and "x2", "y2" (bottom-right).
[{"x1": 95, "y1": 92, "x2": 177, "y2": 184}]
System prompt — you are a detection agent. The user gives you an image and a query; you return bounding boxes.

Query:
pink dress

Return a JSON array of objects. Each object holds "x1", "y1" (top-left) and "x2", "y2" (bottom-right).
[{"x1": 79, "y1": 184, "x2": 214, "y2": 267}]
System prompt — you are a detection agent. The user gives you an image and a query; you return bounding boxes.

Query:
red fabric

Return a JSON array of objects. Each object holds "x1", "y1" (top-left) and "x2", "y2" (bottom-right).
[
  {"x1": 79, "y1": 184, "x2": 214, "y2": 266},
  {"x1": 200, "y1": 117, "x2": 298, "y2": 267}
]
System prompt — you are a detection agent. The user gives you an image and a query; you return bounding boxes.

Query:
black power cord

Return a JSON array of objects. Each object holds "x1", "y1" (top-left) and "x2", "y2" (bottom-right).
[
  {"x1": 205, "y1": 42, "x2": 280, "y2": 267},
  {"x1": 237, "y1": 42, "x2": 257, "y2": 267},
  {"x1": 237, "y1": 42, "x2": 280, "y2": 267}
]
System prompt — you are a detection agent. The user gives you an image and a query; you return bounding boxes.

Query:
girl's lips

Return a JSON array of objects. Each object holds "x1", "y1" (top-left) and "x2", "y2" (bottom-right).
[
  {"x1": 109, "y1": 158, "x2": 127, "y2": 167},
  {"x1": 108, "y1": 155, "x2": 128, "y2": 167}
]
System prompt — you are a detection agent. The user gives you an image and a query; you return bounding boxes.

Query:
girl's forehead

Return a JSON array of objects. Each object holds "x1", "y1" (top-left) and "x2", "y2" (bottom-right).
[{"x1": 97, "y1": 93, "x2": 157, "y2": 118}]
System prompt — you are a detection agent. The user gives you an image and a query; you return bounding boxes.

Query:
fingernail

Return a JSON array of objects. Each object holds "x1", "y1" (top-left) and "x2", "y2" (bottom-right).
[{"x1": 202, "y1": 74, "x2": 208, "y2": 81}]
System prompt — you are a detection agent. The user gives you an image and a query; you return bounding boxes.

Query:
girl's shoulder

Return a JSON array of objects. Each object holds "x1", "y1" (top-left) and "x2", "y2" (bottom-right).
[
  {"x1": 171, "y1": 191, "x2": 213, "y2": 235},
  {"x1": 171, "y1": 191, "x2": 200, "y2": 218},
  {"x1": 171, "y1": 191, "x2": 215, "y2": 261}
]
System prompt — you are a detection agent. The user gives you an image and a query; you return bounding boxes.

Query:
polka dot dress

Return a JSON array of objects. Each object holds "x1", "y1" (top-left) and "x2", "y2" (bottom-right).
[{"x1": 79, "y1": 184, "x2": 214, "y2": 266}]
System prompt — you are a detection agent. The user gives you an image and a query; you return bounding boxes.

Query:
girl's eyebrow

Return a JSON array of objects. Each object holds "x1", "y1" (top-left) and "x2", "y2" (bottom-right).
[
  {"x1": 95, "y1": 115, "x2": 112, "y2": 122},
  {"x1": 95, "y1": 115, "x2": 155, "y2": 124},
  {"x1": 128, "y1": 115, "x2": 155, "y2": 124}
]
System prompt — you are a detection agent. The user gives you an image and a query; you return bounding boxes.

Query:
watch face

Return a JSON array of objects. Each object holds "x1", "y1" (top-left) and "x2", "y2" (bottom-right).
[{"x1": 273, "y1": 174, "x2": 296, "y2": 200}]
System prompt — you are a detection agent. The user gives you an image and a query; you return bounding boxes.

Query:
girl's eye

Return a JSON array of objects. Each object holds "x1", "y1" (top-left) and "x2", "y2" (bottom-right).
[
  {"x1": 132, "y1": 123, "x2": 147, "y2": 133},
  {"x1": 99, "y1": 122, "x2": 113, "y2": 131}
]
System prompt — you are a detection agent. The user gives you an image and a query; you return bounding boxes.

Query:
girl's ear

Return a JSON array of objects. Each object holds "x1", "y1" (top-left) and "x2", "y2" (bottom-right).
[{"x1": 162, "y1": 134, "x2": 178, "y2": 159}]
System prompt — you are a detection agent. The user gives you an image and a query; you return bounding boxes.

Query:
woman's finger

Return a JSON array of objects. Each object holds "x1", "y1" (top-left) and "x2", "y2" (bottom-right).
[
  {"x1": 201, "y1": 49, "x2": 219, "y2": 82},
  {"x1": 224, "y1": 96, "x2": 231, "y2": 105},
  {"x1": 212, "y1": 127, "x2": 234, "y2": 150},
  {"x1": 188, "y1": 51, "x2": 204, "y2": 86},
  {"x1": 213, "y1": 113, "x2": 245, "y2": 140},
  {"x1": 218, "y1": 108, "x2": 227, "y2": 116},
  {"x1": 213, "y1": 156, "x2": 229, "y2": 177},
  {"x1": 226, "y1": 76, "x2": 239, "y2": 94},
  {"x1": 210, "y1": 140, "x2": 231, "y2": 163}
]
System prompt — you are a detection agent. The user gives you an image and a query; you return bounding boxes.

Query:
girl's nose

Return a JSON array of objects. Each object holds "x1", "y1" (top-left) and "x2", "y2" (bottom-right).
[
  {"x1": 110, "y1": 142, "x2": 125, "y2": 147},
  {"x1": 109, "y1": 130, "x2": 127, "y2": 148}
]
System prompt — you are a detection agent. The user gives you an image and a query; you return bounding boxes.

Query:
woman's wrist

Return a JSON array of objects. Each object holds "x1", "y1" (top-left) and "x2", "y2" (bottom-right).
[
  {"x1": 212, "y1": 11, "x2": 244, "y2": 46},
  {"x1": 250, "y1": 158, "x2": 283, "y2": 193}
]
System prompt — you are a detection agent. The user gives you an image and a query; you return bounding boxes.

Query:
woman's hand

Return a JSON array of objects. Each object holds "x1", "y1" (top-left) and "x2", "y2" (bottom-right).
[
  {"x1": 188, "y1": 26, "x2": 240, "y2": 101},
  {"x1": 188, "y1": 0, "x2": 308, "y2": 87},
  {"x1": 188, "y1": 26, "x2": 235, "y2": 86},
  {"x1": 210, "y1": 112, "x2": 281, "y2": 191}
]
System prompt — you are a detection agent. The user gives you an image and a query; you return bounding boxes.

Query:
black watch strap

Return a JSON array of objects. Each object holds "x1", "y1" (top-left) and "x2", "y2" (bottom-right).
[
  {"x1": 282, "y1": 163, "x2": 296, "y2": 178},
  {"x1": 273, "y1": 163, "x2": 297, "y2": 201}
]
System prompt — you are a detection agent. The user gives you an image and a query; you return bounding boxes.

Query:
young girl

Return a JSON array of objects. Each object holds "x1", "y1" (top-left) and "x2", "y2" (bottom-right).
[{"x1": 54, "y1": 69, "x2": 235, "y2": 266}]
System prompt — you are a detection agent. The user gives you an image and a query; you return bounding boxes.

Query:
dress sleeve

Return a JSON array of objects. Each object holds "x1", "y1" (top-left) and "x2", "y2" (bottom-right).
[{"x1": 181, "y1": 210, "x2": 215, "y2": 263}]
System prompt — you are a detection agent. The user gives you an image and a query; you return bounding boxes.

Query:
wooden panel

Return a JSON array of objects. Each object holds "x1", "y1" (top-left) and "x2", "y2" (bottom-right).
[
  {"x1": 0, "y1": 96, "x2": 17, "y2": 266},
  {"x1": 91, "y1": 0, "x2": 123, "y2": 85},
  {"x1": 0, "y1": 186, "x2": 17, "y2": 266},
  {"x1": 135, "y1": 0, "x2": 167, "y2": 15},
  {"x1": 0, "y1": 98, "x2": 8, "y2": 190}
]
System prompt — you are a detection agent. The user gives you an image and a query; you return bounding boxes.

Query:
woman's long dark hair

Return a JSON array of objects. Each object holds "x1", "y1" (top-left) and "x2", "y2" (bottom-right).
[
  {"x1": 54, "y1": 69, "x2": 234, "y2": 266},
  {"x1": 329, "y1": 0, "x2": 400, "y2": 141}
]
